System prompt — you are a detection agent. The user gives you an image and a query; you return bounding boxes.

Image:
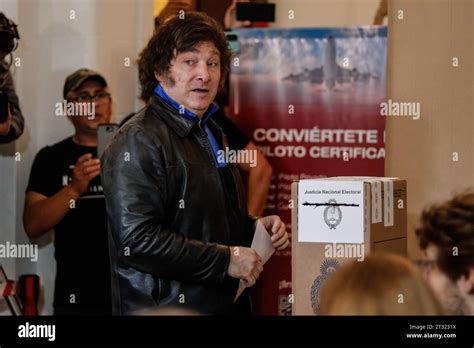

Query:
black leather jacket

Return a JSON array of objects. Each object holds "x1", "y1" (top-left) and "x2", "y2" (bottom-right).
[{"x1": 101, "y1": 95, "x2": 256, "y2": 315}]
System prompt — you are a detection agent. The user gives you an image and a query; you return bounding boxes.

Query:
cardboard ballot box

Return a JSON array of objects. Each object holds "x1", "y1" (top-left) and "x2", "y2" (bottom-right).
[{"x1": 291, "y1": 177, "x2": 407, "y2": 315}]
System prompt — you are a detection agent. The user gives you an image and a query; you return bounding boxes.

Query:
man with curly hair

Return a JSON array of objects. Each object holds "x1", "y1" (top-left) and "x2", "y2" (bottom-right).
[
  {"x1": 101, "y1": 12, "x2": 289, "y2": 315},
  {"x1": 415, "y1": 191, "x2": 474, "y2": 315}
]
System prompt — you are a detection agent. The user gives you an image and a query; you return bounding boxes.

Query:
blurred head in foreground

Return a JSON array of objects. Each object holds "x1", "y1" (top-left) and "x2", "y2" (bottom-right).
[
  {"x1": 319, "y1": 253, "x2": 444, "y2": 315},
  {"x1": 137, "y1": 305, "x2": 201, "y2": 316},
  {"x1": 415, "y1": 190, "x2": 474, "y2": 315}
]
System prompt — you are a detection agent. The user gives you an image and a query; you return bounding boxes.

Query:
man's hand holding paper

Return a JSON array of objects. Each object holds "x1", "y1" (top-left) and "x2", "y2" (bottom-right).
[{"x1": 233, "y1": 217, "x2": 290, "y2": 300}]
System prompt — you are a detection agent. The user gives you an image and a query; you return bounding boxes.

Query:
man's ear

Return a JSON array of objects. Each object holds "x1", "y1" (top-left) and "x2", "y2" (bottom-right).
[
  {"x1": 457, "y1": 268, "x2": 474, "y2": 295},
  {"x1": 467, "y1": 268, "x2": 474, "y2": 295},
  {"x1": 154, "y1": 71, "x2": 163, "y2": 85}
]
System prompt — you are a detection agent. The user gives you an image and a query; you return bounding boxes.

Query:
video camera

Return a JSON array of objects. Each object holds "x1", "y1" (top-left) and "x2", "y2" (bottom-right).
[{"x1": 0, "y1": 12, "x2": 19, "y2": 56}]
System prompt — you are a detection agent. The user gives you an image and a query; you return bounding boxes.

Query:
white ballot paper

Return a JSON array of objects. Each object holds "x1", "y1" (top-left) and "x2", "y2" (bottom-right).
[{"x1": 234, "y1": 220, "x2": 275, "y2": 301}]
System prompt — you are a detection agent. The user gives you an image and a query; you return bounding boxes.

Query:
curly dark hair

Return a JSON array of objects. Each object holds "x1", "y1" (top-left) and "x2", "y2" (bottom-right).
[
  {"x1": 415, "y1": 190, "x2": 474, "y2": 281},
  {"x1": 138, "y1": 11, "x2": 231, "y2": 102}
]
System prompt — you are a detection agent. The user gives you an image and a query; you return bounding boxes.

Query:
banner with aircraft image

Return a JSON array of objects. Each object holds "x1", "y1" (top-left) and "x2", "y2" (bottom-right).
[{"x1": 229, "y1": 26, "x2": 387, "y2": 315}]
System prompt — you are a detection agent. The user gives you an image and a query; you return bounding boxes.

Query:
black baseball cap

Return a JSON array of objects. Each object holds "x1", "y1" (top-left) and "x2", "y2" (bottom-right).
[{"x1": 63, "y1": 68, "x2": 107, "y2": 99}]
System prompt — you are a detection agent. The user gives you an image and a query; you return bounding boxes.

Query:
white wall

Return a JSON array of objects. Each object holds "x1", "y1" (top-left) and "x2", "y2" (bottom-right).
[
  {"x1": 385, "y1": 0, "x2": 474, "y2": 258},
  {"x1": 0, "y1": 0, "x2": 153, "y2": 315}
]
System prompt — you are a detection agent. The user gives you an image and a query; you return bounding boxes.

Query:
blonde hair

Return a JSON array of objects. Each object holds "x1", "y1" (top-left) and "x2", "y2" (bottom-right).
[{"x1": 319, "y1": 253, "x2": 444, "y2": 315}]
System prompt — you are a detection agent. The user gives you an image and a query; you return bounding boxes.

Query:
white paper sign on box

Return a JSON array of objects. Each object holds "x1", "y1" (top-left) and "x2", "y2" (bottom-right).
[{"x1": 297, "y1": 180, "x2": 364, "y2": 244}]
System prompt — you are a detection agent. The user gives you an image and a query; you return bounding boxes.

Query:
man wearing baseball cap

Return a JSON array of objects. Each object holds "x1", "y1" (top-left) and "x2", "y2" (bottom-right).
[{"x1": 23, "y1": 68, "x2": 112, "y2": 315}]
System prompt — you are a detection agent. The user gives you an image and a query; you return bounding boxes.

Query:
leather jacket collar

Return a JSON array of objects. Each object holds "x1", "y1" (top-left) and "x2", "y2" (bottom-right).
[
  {"x1": 149, "y1": 91, "x2": 219, "y2": 139},
  {"x1": 149, "y1": 94, "x2": 196, "y2": 138}
]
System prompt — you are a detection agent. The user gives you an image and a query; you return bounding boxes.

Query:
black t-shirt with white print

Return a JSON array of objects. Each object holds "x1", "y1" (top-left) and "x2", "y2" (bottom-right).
[{"x1": 26, "y1": 136, "x2": 111, "y2": 315}]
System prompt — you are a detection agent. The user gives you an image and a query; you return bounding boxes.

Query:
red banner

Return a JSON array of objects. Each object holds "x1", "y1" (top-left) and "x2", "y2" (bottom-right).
[{"x1": 230, "y1": 27, "x2": 387, "y2": 315}]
